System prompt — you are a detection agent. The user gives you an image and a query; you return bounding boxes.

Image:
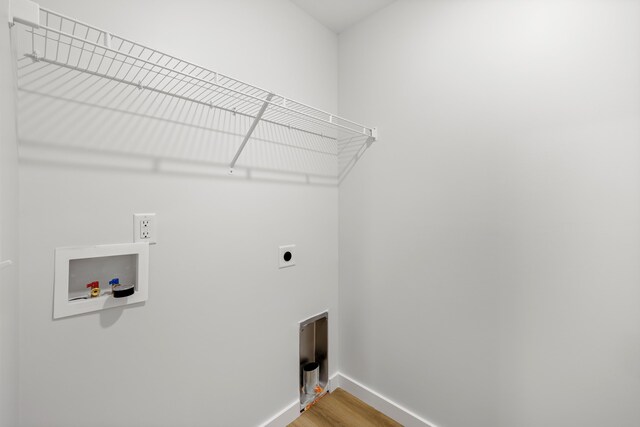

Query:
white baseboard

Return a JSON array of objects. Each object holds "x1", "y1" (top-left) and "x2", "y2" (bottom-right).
[
  {"x1": 335, "y1": 373, "x2": 438, "y2": 427},
  {"x1": 260, "y1": 373, "x2": 437, "y2": 427},
  {"x1": 259, "y1": 399, "x2": 299, "y2": 427},
  {"x1": 260, "y1": 374, "x2": 339, "y2": 427}
]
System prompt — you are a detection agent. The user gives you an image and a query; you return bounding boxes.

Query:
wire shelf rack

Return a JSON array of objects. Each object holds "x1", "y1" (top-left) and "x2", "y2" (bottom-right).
[{"x1": 10, "y1": 4, "x2": 376, "y2": 180}]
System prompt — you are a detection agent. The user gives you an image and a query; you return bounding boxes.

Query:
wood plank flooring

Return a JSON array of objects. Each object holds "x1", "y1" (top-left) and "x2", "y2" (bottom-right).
[{"x1": 288, "y1": 388, "x2": 402, "y2": 427}]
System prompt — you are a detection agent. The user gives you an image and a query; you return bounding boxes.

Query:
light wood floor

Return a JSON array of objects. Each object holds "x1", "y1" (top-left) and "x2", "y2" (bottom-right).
[{"x1": 288, "y1": 388, "x2": 402, "y2": 427}]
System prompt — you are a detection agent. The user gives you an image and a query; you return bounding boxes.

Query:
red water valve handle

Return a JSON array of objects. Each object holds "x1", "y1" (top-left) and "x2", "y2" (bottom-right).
[{"x1": 86, "y1": 281, "x2": 99, "y2": 289}]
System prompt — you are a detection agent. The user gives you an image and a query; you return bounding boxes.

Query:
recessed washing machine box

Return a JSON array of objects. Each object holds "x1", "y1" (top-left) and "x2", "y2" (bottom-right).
[{"x1": 53, "y1": 242, "x2": 149, "y2": 319}]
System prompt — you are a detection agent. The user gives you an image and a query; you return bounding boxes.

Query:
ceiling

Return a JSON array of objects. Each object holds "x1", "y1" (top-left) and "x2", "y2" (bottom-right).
[{"x1": 290, "y1": 0, "x2": 396, "y2": 34}]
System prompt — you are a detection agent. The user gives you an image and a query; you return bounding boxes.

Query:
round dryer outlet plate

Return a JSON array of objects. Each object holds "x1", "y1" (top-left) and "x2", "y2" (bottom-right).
[{"x1": 279, "y1": 245, "x2": 296, "y2": 268}]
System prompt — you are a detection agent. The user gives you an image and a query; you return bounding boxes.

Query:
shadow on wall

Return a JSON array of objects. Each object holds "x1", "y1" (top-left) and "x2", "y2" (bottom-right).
[{"x1": 11, "y1": 22, "x2": 373, "y2": 186}]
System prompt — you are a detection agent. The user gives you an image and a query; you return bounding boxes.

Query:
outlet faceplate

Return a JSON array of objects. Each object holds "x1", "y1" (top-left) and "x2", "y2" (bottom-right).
[
  {"x1": 134, "y1": 213, "x2": 156, "y2": 244},
  {"x1": 279, "y1": 245, "x2": 296, "y2": 268}
]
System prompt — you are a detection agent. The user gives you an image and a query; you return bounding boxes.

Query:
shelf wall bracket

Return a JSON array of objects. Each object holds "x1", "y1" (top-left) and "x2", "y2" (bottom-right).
[
  {"x1": 8, "y1": 0, "x2": 40, "y2": 28},
  {"x1": 228, "y1": 93, "x2": 274, "y2": 175}
]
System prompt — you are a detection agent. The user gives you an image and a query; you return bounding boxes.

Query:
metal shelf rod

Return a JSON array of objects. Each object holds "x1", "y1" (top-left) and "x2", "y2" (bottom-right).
[
  {"x1": 31, "y1": 22, "x2": 373, "y2": 137},
  {"x1": 11, "y1": 3, "x2": 377, "y2": 177},
  {"x1": 23, "y1": 53, "x2": 335, "y2": 141},
  {"x1": 39, "y1": 6, "x2": 373, "y2": 133}
]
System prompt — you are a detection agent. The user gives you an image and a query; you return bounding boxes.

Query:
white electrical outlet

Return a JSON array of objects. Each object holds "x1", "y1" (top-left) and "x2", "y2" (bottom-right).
[
  {"x1": 279, "y1": 245, "x2": 296, "y2": 268},
  {"x1": 134, "y1": 213, "x2": 157, "y2": 244}
]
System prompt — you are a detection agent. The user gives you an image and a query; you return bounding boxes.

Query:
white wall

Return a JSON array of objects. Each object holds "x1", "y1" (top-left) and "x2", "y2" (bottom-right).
[
  {"x1": 18, "y1": 1, "x2": 339, "y2": 426},
  {"x1": 339, "y1": 1, "x2": 640, "y2": 426},
  {"x1": 0, "y1": 0, "x2": 20, "y2": 424}
]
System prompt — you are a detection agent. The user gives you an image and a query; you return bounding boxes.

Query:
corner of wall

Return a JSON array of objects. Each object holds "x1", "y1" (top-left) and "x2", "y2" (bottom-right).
[{"x1": 0, "y1": 0, "x2": 21, "y2": 425}]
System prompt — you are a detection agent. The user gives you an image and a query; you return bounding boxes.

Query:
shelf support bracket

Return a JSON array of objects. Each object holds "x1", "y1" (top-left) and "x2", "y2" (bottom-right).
[
  {"x1": 229, "y1": 93, "x2": 274, "y2": 174},
  {"x1": 8, "y1": 0, "x2": 40, "y2": 28}
]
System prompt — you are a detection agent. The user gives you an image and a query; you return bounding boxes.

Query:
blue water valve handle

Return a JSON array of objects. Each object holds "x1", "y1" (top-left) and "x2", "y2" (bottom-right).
[{"x1": 109, "y1": 278, "x2": 119, "y2": 286}]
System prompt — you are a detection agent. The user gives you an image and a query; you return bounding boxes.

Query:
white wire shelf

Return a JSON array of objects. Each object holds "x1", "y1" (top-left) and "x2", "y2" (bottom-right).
[{"x1": 9, "y1": 2, "x2": 377, "y2": 179}]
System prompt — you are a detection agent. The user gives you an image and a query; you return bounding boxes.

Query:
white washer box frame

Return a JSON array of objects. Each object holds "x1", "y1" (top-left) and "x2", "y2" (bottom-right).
[{"x1": 53, "y1": 242, "x2": 150, "y2": 319}]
